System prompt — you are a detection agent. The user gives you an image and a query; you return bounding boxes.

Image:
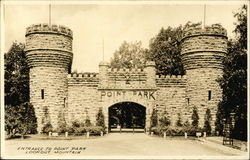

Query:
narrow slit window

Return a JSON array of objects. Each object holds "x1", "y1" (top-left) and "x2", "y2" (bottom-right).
[
  {"x1": 187, "y1": 98, "x2": 190, "y2": 105},
  {"x1": 41, "y1": 89, "x2": 44, "y2": 99},
  {"x1": 208, "y1": 90, "x2": 212, "y2": 100},
  {"x1": 64, "y1": 98, "x2": 66, "y2": 108}
]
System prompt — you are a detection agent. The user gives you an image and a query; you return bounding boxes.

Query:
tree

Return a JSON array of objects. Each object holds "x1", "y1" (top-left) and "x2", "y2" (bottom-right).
[
  {"x1": 5, "y1": 102, "x2": 37, "y2": 138},
  {"x1": 41, "y1": 122, "x2": 53, "y2": 134},
  {"x1": 4, "y1": 42, "x2": 37, "y2": 137},
  {"x1": 110, "y1": 41, "x2": 148, "y2": 69},
  {"x1": 5, "y1": 105, "x2": 20, "y2": 137},
  {"x1": 234, "y1": 5, "x2": 247, "y2": 50},
  {"x1": 41, "y1": 106, "x2": 53, "y2": 134},
  {"x1": 191, "y1": 107, "x2": 199, "y2": 128},
  {"x1": 85, "y1": 115, "x2": 92, "y2": 127},
  {"x1": 57, "y1": 109, "x2": 68, "y2": 133},
  {"x1": 147, "y1": 22, "x2": 202, "y2": 75},
  {"x1": 148, "y1": 26, "x2": 184, "y2": 75},
  {"x1": 215, "y1": 102, "x2": 225, "y2": 135},
  {"x1": 203, "y1": 108, "x2": 212, "y2": 135},
  {"x1": 216, "y1": 5, "x2": 247, "y2": 141},
  {"x1": 5, "y1": 42, "x2": 29, "y2": 106},
  {"x1": 96, "y1": 107, "x2": 105, "y2": 129},
  {"x1": 176, "y1": 113, "x2": 183, "y2": 127},
  {"x1": 110, "y1": 22, "x2": 200, "y2": 75},
  {"x1": 150, "y1": 108, "x2": 158, "y2": 128}
]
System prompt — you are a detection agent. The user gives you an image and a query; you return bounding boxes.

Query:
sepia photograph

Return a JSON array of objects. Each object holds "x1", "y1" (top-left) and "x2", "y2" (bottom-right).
[{"x1": 0, "y1": 0, "x2": 249, "y2": 159}]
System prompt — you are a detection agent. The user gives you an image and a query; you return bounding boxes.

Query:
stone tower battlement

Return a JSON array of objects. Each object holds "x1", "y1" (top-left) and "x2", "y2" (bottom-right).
[
  {"x1": 26, "y1": 23, "x2": 73, "y2": 38},
  {"x1": 183, "y1": 24, "x2": 227, "y2": 38},
  {"x1": 181, "y1": 24, "x2": 227, "y2": 70},
  {"x1": 25, "y1": 23, "x2": 73, "y2": 69}
]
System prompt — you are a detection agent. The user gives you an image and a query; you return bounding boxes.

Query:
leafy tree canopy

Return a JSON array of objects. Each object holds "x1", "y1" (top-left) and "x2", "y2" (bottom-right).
[
  {"x1": 110, "y1": 41, "x2": 148, "y2": 69},
  {"x1": 233, "y1": 4, "x2": 247, "y2": 50},
  {"x1": 216, "y1": 5, "x2": 247, "y2": 141},
  {"x1": 4, "y1": 42, "x2": 37, "y2": 137},
  {"x1": 110, "y1": 22, "x2": 201, "y2": 75},
  {"x1": 5, "y1": 42, "x2": 29, "y2": 106},
  {"x1": 147, "y1": 22, "x2": 201, "y2": 75},
  {"x1": 148, "y1": 26, "x2": 184, "y2": 75}
]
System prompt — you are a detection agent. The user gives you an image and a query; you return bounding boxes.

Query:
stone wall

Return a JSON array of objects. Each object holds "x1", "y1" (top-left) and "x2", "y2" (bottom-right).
[
  {"x1": 98, "y1": 61, "x2": 155, "y2": 90},
  {"x1": 67, "y1": 73, "x2": 99, "y2": 125},
  {"x1": 29, "y1": 67, "x2": 68, "y2": 132},
  {"x1": 156, "y1": 75, "x2": 187, "y2": 125},
  {"x1": 185, "y1": 68, "x2": 223, "y2": 129},
  {"x1": 67, "y1": 63, "x2": 158, "y2": 129},
  {"x1": 67, "y1": 70, "x2": 188, "y2": 129}
]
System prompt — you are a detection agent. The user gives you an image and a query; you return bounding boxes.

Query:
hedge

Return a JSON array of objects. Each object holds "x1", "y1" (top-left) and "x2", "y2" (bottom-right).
[
  {"x1": 68, "y1": 126, "x2": 105, "y2": 136},
  {"x1": 151, "y1": 126, "x2": 204, "y2": 136}
]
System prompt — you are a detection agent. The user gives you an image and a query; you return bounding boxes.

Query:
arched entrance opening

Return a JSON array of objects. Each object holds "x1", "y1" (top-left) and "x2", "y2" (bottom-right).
[{"x1": 108, "y1": 102, "x2": 146, "y2": 132}]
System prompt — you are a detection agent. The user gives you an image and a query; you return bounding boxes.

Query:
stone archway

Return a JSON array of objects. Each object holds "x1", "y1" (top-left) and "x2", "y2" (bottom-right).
[{"x1": 108, "y1": 101, "x2": 146, "y2": 132}]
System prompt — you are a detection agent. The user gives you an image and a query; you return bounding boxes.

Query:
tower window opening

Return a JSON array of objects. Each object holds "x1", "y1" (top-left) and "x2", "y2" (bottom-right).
[
  {"x1": 187, "y1": 98, "x2": 190, "y2": 105},
  {"x1": 64, "y1": 98, "x2": 66, "y2": 108},
  {"x1": 208, "y1": 90, "x2": 212, "y2": 100},
  {"x1": 41, "y1": 89, "x2": 44, "y2": 99}
]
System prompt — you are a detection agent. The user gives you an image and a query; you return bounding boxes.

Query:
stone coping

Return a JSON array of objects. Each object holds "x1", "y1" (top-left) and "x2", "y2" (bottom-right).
[
  {"x1": 26, "y1": 23, "x2": 73, "y2": 38},
  {"x1": 182, "y1": 24, "x2": 227, "y2": 40}
]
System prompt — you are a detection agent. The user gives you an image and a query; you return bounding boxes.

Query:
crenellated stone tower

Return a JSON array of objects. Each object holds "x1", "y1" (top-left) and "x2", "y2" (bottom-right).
[
  {"x1": 25, "y1": 23, "x2": 73, "y2": 133},
  {"x1": 181, "y1": 24, "x2": 227, "y2": 130}
]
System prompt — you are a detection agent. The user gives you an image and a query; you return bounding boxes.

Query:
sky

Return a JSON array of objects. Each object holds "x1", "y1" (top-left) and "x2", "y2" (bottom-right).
[{"x1": 2, "y1": 1, "x2": 246, "y2": 72}]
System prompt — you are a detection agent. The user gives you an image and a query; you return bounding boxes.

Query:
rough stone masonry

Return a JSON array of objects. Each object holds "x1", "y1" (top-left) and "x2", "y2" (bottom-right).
[{"x1": 25, "y1": 23, "x2": 227, "y2": 133}]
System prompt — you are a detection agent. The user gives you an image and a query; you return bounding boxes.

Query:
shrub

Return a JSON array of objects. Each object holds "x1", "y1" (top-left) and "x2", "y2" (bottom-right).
[
  {"x1": 183, "y1": 119, "x2": 190, "y2": 127},
  {"x1": 167, "y1": 126, "x2": 185, "y2": 136},
  {"x1": 68, "y1": 119, "x2": 105, "y2": 136},
  {"x1": 183, "y1": 126, "x2": 203, "y2": 136},
  {"x1": 67, "y1": 126, "x2": 104, "y2": 136},
  {"x1": 85, "y1": 116, "x2": 91, "y2": 127},
  {"x1": 41, "y1": 122, "x2": 53, "y2": 134},
  {"x1": 151, "y1": 125, "x2": 204, "y2": 137},
  {"x1": 68, "y1": 126, "x2": 74, "y2": 134},
  {"x1": 151, "y1": 126, "x2": 185, "y2": 136},
  {"x1": 78, "y1": 127, "x2": 86, "y2": 134},
  {"x1": 57, "y1": 125, "x2": 69, "y2": 134},
  {"x1": 191, "y1": 106, "x2": 199, "y2": 128},
  {"x1": 150, "y1": 108, "x2": 158, "y2": 128},
  {"x1": 159, "y1": 116, "x2": 171, "y2": 127},
  {"x1": 203, "y1": 108, "x2": 212, "y2": 135},
  {"x1": 96, "y1": 108, "x2": 105, "y2": 129},
  {"x1": 85, "y1": 126, "x2": 104, "y2": 135},
  {"x1": 151, "y1": 126, "x2": 167, "y2": 136},
  {"x1": 57, "y1": 110, "x2": 68, "y2": 134},
  {"x1": 72, "y1": 120, "x2": 81, "y2": 128},
  {"x1": 176, "y1": 113, "x2": 183, "y2": 127},
  {"x1": 70, "y1": 120, "x2": 82, "y2": 135}
]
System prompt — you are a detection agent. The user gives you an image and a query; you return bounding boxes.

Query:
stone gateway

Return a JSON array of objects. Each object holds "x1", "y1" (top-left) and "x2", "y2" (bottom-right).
[{"x1": 25, "y1": 23, "x2": 227, "y2": 133}]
